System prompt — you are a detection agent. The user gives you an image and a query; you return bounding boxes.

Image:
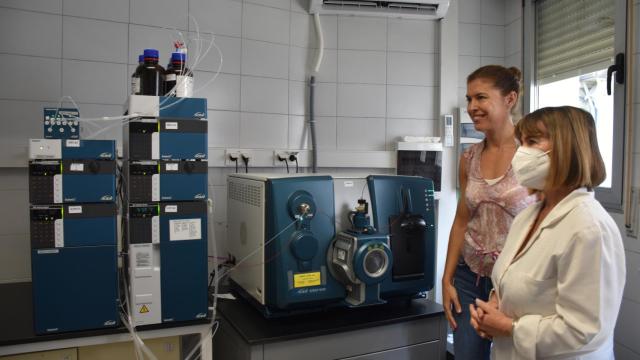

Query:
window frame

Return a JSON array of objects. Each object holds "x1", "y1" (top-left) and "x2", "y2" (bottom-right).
[{"x1": 523, "y1": 0, "x2": 627, "y2": 211}]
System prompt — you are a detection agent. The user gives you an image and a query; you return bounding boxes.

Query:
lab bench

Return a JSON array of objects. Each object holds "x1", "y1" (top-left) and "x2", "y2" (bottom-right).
[
  {"x1": 212, "y1": 296, "x2": 447, "y2": 360},
  {"x1": 0, "y1": 282, "x2": 212, "y2": 359}
]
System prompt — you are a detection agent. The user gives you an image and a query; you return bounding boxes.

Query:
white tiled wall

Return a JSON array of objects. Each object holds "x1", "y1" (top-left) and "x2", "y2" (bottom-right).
[
  {"x1": 457, "y1": 0, "x2": 522, "y2": 106},
  {"x1": 461, "y1": 0, "x2": 525, "y2": 124},
  {"x1": 503, "y1": 0, "x2": 522, "y2": 70},
  {"x1": 0, "y1": 0, "x2": 443, "y2": 282}
]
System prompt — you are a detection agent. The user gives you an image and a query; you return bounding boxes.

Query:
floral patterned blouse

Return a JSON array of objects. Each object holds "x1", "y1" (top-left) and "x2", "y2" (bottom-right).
[{"x1": 461, "y1": 141, "x2": 535, "y2": 277}]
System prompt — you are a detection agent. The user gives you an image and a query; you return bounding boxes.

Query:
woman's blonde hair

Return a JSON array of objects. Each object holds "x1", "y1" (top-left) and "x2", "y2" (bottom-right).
[{"x1": 515, "y1": 106, "x2": 606, "y2": 191}]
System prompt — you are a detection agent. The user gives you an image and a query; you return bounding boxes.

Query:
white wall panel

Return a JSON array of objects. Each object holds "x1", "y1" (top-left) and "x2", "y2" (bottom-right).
[
  {"x1": 64, "y1": 0, "x2": 129, "y2": 22},
  {"x1": 0, "y1": 9, "x2": 61, "y2": 58},
  {"x1": 63, "y1": 16, "x2": 128, "y2": 63}
]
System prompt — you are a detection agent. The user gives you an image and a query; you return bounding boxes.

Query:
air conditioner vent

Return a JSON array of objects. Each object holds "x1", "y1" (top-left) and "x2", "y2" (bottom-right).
[{"x1": 310, "y1": 0, "x2": 449, "y2": 19}]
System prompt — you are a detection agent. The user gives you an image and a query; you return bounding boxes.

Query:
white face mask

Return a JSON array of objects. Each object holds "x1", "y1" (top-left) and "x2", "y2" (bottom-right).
[{"x1": 511, "y1": 147, "x2": 551, "y2": 190}]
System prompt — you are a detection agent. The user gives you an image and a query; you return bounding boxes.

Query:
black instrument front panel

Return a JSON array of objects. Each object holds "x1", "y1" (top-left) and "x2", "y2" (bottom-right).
[
  {"x1": 30, "y1": 206, "x2": 62, "y2": 249},
  {"x1": 128, "y1": 122, "x2": 156, "y2": 160},
  {"x1": 128, "y1": 163, "x2": 158, "y2": 203},
  {"x1": 127, "y1": 205, "x2": 158, "y2": 245},
  {"x1": 29, "y1": 162, "x2": 61, "y2": 204}
]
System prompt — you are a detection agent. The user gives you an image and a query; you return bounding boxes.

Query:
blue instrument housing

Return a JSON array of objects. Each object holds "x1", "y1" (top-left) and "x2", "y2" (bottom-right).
[
  {"x1": 157, "y1": 97, "x2": 207, "y2": 119},
  {"x1": 29, "y1": 160, "x2": 116, "y2": 204},
  {"x1": 32, "y1": 246, "x2": 119, "y2": 334},
  {"x1": 125, "y1": 120, "x2": 207, "y2": 161},
  {"x1": 126, "y1": 161, "x2": 207, "y2": 202},
  {"x1": 30, "y1": 203, "x2": 119, "y2": 334},
  {"x1": 158, "y1": 202, "x2": 208, "y2": 323},
  {"x1": 228, "y1": 174, "x2": 437, "y2": 317},
  {"x1": 61, "y1": 140, "x2": 116, "y2": 160},
  {"x1": 262, "y1": 176, "x2": 346, "y2": 315},
  {"x1": 367, "y1": 175, "x2": 436, "y2": 298}
]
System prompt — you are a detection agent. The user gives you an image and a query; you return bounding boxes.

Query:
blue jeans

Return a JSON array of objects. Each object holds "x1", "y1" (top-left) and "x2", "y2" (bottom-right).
[{"x1": 452, "y1": 261, "x2": 493, "y2": 360}]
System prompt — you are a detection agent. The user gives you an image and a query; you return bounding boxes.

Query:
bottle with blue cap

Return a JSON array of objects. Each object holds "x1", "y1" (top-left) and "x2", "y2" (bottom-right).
[
  {"x1": 164, "y1": 52, "x2": 193, "y2": 98},
  {"x1": 131, "y1": 54, "x2": 144, "y2": 95},
  {"x1": 139, "y1": 49, "x2": 165, "y2": 96}
]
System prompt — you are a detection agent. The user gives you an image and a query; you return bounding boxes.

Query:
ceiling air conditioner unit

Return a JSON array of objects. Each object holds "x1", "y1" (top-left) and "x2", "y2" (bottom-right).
[{"x1": 309, "y1": 0, "x2": 449, "y2": 20}]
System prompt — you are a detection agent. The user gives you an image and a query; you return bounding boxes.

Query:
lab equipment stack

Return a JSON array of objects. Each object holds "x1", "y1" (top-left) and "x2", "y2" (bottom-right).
[
  {"x1": 28, "y1": 137, "x2": 119, "y2": 334},
  {"x1": 123, "y1": 94, "x2": 209, "y2": 326}
]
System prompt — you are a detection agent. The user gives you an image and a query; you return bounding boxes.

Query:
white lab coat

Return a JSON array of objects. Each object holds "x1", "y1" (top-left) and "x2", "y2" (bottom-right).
[{"x1": 491, "y1": 188, "x2": 626, "y2": 360}]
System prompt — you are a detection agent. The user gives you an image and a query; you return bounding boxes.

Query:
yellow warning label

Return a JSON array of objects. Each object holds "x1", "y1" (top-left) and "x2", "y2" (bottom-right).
[
  {"x1": 293, "y1": 272, "x2": 321, "y2": 288},
  {"x1": 139, "y1": 305, "x2": 150, "y2": 314}
]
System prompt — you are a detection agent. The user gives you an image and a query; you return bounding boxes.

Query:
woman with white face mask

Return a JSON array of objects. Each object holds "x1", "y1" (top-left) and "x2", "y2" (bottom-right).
[
  {"x1": 469, "y1": 106, "x2": 626, "y2": 359},
  {"x1": 443, "y1": 65, "x2": 536, "y2": 360}
]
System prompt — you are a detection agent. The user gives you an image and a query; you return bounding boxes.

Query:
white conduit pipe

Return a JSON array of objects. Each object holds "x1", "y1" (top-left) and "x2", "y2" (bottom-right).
[{"x1": 313, "y1": 13, "x2": 324, "y2": 73}]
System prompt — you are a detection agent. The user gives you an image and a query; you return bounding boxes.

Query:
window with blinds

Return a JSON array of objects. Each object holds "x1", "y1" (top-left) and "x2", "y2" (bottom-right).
[{"x1": 536, "y1": 0, "x2": 615, "y2": 84}]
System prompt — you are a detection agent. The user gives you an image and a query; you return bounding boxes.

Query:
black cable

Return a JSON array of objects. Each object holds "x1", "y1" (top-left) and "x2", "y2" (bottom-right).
[
  {"x1": 289, "y1": 154, "x2": 299, "y2": 173},
  {"x1": 277, "y1": 155, "x2": 289, "y2": 173},
  {"x1": 241, "y1": 154, "x2": 249, "y2": 173},
  {"x1": 229, "y1": 154, "x2": 238, "y2": 173},
  {"x1": 208, "y1": 269, "x2": 216, "y2": 289}
]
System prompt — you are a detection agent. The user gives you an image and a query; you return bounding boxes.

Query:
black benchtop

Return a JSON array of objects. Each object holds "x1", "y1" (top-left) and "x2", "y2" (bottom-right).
[
  {"x1": 217, "y1": 296, "x2": 444, "y2": 345},
  {"x1": 0, "y1": 282, "x2": 210, "y2": 348}
]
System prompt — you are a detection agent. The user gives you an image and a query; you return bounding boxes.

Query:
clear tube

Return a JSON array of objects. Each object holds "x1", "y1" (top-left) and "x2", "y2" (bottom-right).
[
  {"x1": 159, "y1": 30, "x2": 220, "y2": 111},
  {"x1": 159, "y1": 37, "x2": 221, "y2": 112},
  {"x1": 159, "y1": 15, "x2": 209, "y2": 107}
]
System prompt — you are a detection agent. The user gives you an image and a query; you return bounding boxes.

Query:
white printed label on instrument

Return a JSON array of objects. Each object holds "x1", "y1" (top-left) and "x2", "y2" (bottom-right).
[
  {"x1": 53, "y1": 175, "x2": 63, "y2": 203},
  {"x1": 136, "y1": 250, "x2": 151, "y2": 268},
  {"x1": 68, "y1": 205, "x2": 82, "y2": 214},
  {"x1": 166, "y1": 163, "x2": 179, "y2": 171},
  {"x1": 165, "y1": 122, "x2": 178, "y2": 130},
  {"x1": 169, "y1": 218, "x2": 201, "y2": 241},
  {"x1": 151, "y1": 216, "x2": 160, "y2": 244},
  {"x1": 54, "y1": 219, "x2": 64, "y2": 248},
  {"x1": 152, "y1": 174, "x2": 160, "y2": 202},
  {"x1": 66, "y1": 140, "x2": 80, "y2": 147},
  {"x1": 343, "y1": 181, "x2": 354, "y2": 188},
  {"x1": 164, "y1": 205, "x2": 178, "y2": 213},
  {"x1": 38, "y1": 249, "x2": 60, "y2": 254},
  {"x1": 70, "y1": 163, "x2": 84, "y2": 172}
]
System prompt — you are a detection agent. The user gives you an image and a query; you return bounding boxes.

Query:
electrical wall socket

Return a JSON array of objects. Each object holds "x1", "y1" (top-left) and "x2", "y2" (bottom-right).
[
  {"x1": 224, "y1": 149, "x2": 240, "y2": 166},
  {"x1": 225, "y1": 149, "x2": 287, "y2": 167},
  {"x1": 273, "y1": 150, "x2": 309, "y2": 167}
]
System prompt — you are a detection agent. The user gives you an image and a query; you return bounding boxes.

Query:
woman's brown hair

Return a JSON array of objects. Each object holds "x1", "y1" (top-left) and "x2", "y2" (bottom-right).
[{"x1": 515, "y1": 106, "x2": 606, "y2": 191}]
